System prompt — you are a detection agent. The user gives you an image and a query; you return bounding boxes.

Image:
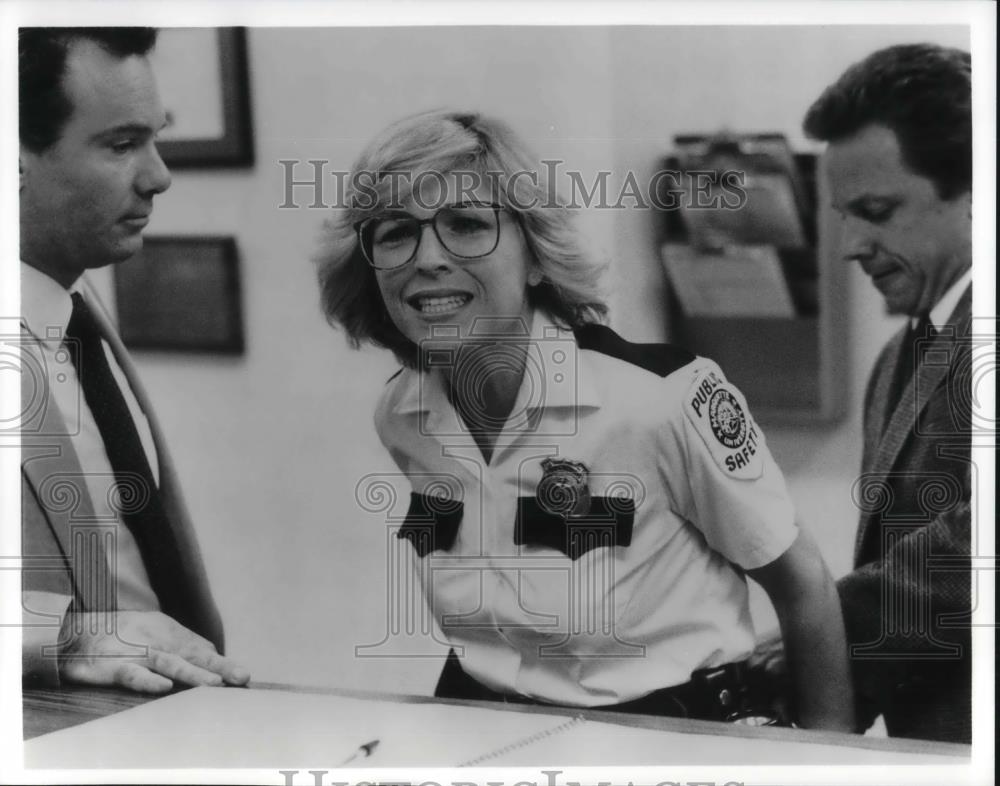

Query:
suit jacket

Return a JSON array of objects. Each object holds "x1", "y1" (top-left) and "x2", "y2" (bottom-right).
[
  {"x1": 837, "y1": 286, "x2": 973, "y2": 743},
  {"x1": 21, "y1": 279, "x2": 224, "y2": 683}
]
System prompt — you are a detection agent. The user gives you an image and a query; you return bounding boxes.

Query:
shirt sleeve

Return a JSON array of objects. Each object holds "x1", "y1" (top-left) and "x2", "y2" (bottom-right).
[{"x1": 662, "y1": 359, "x2": 799, "y2": 570}]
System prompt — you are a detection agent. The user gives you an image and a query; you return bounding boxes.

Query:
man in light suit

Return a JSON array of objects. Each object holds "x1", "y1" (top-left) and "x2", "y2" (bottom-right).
[
  {"x1": 19, "y1": 27, "x2": 249, "y2": 693},
  {"x1": 801, "y1": 44, "x2": 974, "y2": 743}
]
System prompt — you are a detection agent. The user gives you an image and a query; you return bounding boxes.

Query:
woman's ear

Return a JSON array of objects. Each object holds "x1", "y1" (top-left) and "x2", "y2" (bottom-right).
[{"x1": 528, "y1": 267, "x2": 543, "y2": 286}]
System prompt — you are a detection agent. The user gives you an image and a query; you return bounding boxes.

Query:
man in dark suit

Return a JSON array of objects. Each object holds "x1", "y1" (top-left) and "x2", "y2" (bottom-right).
[
  {"x1": 19, "y1": 27, "x2": 249, "y2": 693},
  {"x1": 801, "y1": 44, "x2": 974, "y2": 743}
]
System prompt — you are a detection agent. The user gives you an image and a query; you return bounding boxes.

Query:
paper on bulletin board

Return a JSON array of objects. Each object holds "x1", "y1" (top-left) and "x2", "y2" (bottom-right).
[{"x1": 660, "y1": 242, "x2": 797, "y2": 318}]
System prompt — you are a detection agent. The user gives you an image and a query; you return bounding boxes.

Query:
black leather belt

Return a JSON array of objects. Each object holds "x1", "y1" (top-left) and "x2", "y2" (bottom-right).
[{"x1": 435, "y1": 650, "x2": 783, "y2": 724}]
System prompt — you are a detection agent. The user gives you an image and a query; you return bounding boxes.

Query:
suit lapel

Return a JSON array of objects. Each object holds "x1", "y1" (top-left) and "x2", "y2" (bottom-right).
[
  {"x1": 854, "y1": 334, "x2": 900, "y2": 563},
  {"x1": 866, "y1": 328, "x2": 906, "y2": 458},
  {"x1": 854, "y1": 334, "x2": 901, "y2": 562},
  {"x1": 19, "y1": 327, "x2": 110, "y2": 610},
  {"x1": 857, "y1": 288, "x2": 972, "y2": 562},
  {"x1": 870, "y1": 289, "x2": 972, "y2": 480}
]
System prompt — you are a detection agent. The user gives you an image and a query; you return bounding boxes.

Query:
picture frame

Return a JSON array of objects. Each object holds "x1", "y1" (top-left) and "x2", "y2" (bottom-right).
[
  {"x1": 152, "y1": 27, "x2": 254, "y2": 167},
  {"x1": 114, "y1": 236, "x2": 245, "y2": 354}
]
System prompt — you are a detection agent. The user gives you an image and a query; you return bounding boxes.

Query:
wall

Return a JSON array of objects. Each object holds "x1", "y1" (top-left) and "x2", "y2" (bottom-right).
[{"x1": 118, "y1": 25, "x2": 968, "y2": 689}]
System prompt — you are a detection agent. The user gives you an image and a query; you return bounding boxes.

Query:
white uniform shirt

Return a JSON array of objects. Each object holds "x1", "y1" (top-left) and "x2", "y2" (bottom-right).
[
  {"x1": 375, "y1": 310, "x2": 798, "y2": 706},
  {"x1": 21, "y1": 263, "x2": 160, "y2": 612}
]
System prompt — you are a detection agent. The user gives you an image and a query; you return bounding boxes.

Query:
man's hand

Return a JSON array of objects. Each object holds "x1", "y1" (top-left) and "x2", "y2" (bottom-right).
[{"x1": 58, "y1": 610, "x2": 250, "y2": 694}]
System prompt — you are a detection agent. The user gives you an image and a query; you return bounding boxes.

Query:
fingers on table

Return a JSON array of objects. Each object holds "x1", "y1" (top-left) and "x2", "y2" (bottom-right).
[
  {"x1": 113, "y1": 661, "x2": 174, "y2": 694},
  {"x1": 161, "y1": 623, "x2": 248, "y2": 685},
  {"x1": 175, "y1": 645, "x2": 250, "y2": 686},
  {"x1": 147, "y1": 649, "x2": 224, "y2": 687}
]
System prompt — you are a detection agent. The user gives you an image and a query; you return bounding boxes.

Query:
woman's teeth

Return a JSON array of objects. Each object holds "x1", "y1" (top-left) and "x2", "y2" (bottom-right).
[{"x1": 416, "y1": 295, "x2": 470, "y2": 314}]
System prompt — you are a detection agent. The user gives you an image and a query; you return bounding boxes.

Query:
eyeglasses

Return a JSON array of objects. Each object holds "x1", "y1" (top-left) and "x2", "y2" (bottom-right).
[{"x1": 355, "y1": 202, "x2": 506, "y2": 270}]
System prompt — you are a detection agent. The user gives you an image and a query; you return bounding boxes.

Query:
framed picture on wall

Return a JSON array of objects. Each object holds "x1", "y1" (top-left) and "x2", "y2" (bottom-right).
[
  {"x1": 114, "y1": 236, "x2": 245, "y2": 354},
  {"x1": 151, "y1": 27, "x2": 254, "y2": 167}
]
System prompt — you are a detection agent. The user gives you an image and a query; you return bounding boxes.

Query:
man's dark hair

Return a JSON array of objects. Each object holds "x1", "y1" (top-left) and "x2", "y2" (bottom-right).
[
  {"x1": 803, "y1": 43, "x2": 971, "y2": 200},
  {"x1": 19, "y1": 27, "x2": 158, "y2": 152}
]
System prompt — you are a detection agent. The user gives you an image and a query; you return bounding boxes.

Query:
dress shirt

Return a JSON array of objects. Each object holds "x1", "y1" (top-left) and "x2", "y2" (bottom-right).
[{"x1": 917, "y1": 269, "x2": 972, "y2": 331}]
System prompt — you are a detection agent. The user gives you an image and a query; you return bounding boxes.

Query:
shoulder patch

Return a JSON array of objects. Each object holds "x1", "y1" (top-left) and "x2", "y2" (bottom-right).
[
  {"x1": 683, "y1": 366, "x2": 763, "y2": 480},
  {"x1": 574, "y1": 323, "x2": 695, "y2": 378}
]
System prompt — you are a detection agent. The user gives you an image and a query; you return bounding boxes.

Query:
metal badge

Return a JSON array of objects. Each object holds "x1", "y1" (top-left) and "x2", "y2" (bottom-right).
[{"x1": 537, "y1": 458, "x2": 592, "y2": 518}]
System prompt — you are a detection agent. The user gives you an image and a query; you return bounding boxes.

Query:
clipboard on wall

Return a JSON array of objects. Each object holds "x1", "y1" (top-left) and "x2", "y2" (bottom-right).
[
  {"x1": 672, "y1": 132, "x2": 812, "y2": 249},
  {"x1": 660, "y1": 132, "x2": 818, "y2": 318}
]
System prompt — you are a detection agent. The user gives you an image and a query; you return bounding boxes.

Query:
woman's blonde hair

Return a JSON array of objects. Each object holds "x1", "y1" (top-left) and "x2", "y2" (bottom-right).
[{"x1": 315, "y1": 109, "x2": 608, "y2": 367}]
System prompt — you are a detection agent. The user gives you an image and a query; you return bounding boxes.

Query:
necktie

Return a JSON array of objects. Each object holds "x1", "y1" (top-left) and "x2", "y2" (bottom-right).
[
  {"x1": 886, "y1": 313, "x2": 934, "y2": 422},
  {"x1": 64, "y1": 293, "x2": 201, "y2": 633}
]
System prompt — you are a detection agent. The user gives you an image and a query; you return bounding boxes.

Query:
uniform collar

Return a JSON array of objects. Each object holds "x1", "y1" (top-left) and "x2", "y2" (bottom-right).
[
  {"x1": 393, "y1": 309, "x2": 603, "y2": 418},
  {"x1": 20, "y1": 262, "x2": 75, "y2": 351}
]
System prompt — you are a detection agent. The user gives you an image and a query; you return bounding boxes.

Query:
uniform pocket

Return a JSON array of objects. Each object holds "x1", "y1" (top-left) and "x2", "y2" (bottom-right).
[
  {"x1": 397, "y1": 492, "x2": 463, "y2": 557},
  {"x1": 514, "y1": 497, "x2": 635, "y2": 560}
]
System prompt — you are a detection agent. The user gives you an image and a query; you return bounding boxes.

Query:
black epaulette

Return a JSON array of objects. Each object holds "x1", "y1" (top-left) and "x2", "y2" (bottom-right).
[{"x1": 573, "y1": 323, "x2": 695, "y2": 378}]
